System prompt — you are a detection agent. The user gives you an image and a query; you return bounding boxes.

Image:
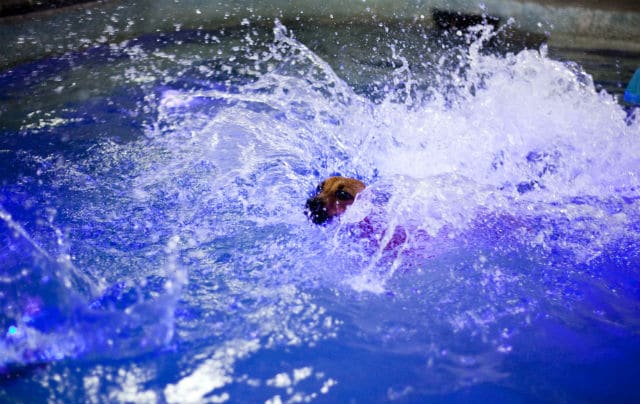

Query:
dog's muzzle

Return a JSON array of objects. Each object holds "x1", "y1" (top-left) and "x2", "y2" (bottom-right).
[{"x1": 305, "y1": 197, "x2": 329, "y2": 224}]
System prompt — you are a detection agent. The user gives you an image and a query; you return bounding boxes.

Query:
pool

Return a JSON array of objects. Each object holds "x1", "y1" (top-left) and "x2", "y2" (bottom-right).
[{"x1": 2, "y1": 5, "x2": 640, "y2": 403}]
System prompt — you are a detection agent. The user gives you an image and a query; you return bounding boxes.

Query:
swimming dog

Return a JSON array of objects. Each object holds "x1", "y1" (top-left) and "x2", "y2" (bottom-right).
[
  {"x1": 305, "y1": 176, "x2": 410, "y2": 259},
  {"x1": 305, "y1": 176, "x2": 366, "y2": 224}
]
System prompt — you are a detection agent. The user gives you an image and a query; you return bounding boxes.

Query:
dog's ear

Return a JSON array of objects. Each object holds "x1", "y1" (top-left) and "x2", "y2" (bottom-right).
[{"x1": 343, "y1": 178, "x2": 366, "y2": 196}]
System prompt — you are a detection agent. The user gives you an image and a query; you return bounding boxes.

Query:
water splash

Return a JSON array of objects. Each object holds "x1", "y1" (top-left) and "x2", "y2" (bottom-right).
[
  {"x1": 1, "y1": 19, "x2": 639, "y2": 399},
  {"x1": 132, "y1": 24, "x2": 640, "y2": 394},
  {"x1": 0, "y1": 201, "x2": 186, "y2": 371}
]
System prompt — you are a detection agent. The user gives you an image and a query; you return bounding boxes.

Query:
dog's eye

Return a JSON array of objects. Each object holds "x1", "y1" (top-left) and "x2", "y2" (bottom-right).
[
  {"x1": 316, "y1": 183, "x2": 324, "y2": 193},
  {"x1": 335, "y1": 189, "x2": 353, "y2": 201}
]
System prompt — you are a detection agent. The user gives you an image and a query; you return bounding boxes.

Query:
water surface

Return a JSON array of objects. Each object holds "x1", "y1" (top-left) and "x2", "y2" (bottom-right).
[{"x1": 1, "y1": 20, "x2": 640, "y2": 403}]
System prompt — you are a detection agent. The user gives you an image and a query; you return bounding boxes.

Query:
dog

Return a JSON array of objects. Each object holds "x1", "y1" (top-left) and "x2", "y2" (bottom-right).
[
  {"x1": 305, "y1": 176, "x2": 366, "y2": 224},
  {"x1": 305, "y1": 176, "x2": 413, "y2": 264}
]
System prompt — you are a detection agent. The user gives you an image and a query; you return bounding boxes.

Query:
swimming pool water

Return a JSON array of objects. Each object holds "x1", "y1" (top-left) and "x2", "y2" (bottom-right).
[{"x1": 1, "y1": 20, "x2": 640, "y2": 402}]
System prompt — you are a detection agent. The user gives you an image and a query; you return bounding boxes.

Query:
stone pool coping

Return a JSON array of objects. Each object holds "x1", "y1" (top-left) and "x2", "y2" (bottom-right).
[{"x1": 1, "y1": 0, "x2": 639, "y2": 69}]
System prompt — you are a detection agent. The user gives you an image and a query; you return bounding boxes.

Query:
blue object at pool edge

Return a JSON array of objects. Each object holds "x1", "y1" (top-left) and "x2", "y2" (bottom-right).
[{"x1": 624, "y1": 68, "x2": 640, "y2": 104}]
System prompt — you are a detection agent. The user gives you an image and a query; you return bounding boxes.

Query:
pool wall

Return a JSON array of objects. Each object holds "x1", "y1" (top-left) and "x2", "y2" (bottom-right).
[{"x1": 1, "y1": 0, "x2": 639, "y2": 70}]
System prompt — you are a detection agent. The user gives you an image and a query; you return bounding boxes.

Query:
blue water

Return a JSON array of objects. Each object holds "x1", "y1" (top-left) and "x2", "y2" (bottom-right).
[{"x1": 1, "y1": 21, "x2": 640, "y2": 402}]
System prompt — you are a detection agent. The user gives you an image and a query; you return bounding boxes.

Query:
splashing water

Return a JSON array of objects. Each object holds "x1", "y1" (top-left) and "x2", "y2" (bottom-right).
[{"x1": 1, "y1": 20, "x2": 640, "y2": 401}]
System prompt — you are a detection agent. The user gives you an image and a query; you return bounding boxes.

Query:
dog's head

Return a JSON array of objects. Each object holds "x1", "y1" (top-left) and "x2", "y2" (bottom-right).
[{"x1": 305, "y1": 176, "x2": 366, "y2": 224}]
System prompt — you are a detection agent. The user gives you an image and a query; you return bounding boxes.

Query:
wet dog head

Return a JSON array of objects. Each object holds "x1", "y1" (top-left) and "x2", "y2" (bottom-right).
[{"x1": 305, "y1": 176, "x2": 366, "y2": 224}]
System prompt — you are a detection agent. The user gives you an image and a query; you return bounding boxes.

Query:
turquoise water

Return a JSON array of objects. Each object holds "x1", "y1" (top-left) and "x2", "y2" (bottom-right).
[{"x1": 1, "y1": 20, "x2": 640, "y2": 402}]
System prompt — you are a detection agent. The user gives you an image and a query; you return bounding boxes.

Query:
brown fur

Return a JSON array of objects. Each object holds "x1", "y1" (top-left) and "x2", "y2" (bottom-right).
[{"x1": 305, "y1": 176, "x2": 366, "y2": 224}]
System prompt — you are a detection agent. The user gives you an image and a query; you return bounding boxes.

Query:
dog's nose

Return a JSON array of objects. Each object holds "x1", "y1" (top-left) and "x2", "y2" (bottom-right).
[
  {"x1": 306, "y1": 197, "x2": 322, "y2": 211},
  {"x1": 305, "y1": 197, "x2": 328, "y2": 224}
]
